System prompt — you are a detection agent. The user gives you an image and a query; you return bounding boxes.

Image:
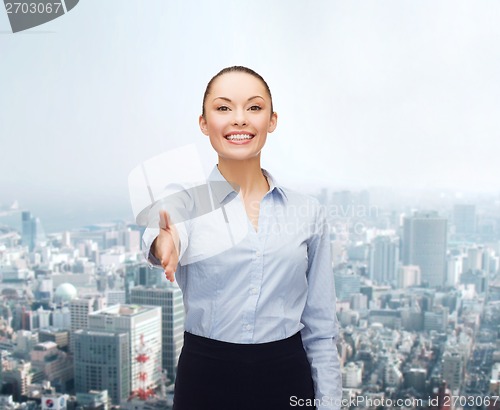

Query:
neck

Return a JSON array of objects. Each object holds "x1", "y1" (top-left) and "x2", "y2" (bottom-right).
[{"x1": 217, "y1": 156, "x2": 269, "y2": 196}]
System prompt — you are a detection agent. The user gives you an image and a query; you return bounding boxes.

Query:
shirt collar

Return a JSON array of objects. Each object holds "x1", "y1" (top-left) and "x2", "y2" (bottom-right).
[{"x1": 207, "y1": 165, "x2": 288, "y2": 204}]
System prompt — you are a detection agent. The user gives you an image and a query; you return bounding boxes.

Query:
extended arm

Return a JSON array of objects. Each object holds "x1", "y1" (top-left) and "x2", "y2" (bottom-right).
[{"x1": 142, "y1": 199, "x2": 189, "y2": 281}]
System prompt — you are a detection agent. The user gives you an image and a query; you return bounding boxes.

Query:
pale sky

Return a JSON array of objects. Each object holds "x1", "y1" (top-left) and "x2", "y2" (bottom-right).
[{"x1": 1, "y1": 0, "x2": 500, "y2": 228}]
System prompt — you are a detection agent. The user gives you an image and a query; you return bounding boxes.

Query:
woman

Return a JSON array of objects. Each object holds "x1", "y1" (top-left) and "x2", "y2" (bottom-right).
[{"x1": 146, "y1": 66, "x2": 341, "y2": 410}]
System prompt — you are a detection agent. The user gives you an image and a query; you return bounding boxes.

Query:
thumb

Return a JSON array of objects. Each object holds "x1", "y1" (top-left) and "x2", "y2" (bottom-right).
[{"x1": 159, "y1": 210, "x2": 171, "y2": 231}]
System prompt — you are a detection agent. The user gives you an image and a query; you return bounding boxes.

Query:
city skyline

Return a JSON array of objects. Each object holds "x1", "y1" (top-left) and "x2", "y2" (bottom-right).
[
  {"x1": 1, "y1": 176, "x2": 499, "y2": 235},
  {"x1": 1, "y1": 187, "x2": 499, "y2": 408}
]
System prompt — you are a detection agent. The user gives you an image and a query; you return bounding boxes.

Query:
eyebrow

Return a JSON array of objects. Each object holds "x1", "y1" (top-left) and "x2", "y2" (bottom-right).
[{"x1": 212, "y1": 96, "x2": 265, "y2": 103}]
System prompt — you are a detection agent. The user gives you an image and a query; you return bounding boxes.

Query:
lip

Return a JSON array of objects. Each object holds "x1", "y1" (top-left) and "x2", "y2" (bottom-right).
[
  {"x1": 224, "y1": 131, "x2": 255, "y2": 145},
  {"x1": 224, "y1": 131, "x2": 255, "y2": 137}
]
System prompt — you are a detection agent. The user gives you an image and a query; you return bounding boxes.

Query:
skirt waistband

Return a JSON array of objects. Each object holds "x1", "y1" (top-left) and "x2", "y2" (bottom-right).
[{"x1": 182, "y1": 331, "x2": 304, "y2": 363}]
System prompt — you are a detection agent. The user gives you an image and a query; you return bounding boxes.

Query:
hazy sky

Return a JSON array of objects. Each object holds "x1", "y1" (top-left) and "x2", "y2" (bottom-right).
[{"x1": 1, "y1": 0, "x2": 500, "y2": 228}]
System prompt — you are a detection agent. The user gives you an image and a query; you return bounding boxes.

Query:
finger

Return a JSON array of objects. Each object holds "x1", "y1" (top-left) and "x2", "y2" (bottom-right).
[
  {"x1": 165, "y1": 256, "x2": 177, "y2": 279},
  {"x1": 160, "y1": 237, "x2": 174, "y2": 268},
  {"x1": 159, "y1": 210, "x2": 169, "y2": 230},
  {"x1": 164, "y1": 266, "x2": 175, "y2": 282},
  {"x1": 165, "y1": 247, "x2": 178, "y2": 282},
  {"x1": 165, "y1": 211, "x2": 173, "y2": 228},
  {"x1": 166, "y1": 271, "x2": 175, "y2": 283}
]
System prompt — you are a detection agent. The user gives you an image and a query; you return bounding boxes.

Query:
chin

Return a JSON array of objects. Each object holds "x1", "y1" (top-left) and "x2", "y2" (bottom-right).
[{"x1": 219, "y1": 150, "x2": 262, "y2": 162}]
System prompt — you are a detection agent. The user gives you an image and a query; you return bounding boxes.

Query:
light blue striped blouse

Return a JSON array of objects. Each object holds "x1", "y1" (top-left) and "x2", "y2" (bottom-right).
[{"x1": 143, "y1": 166, "x2": 342, "y2": 409}]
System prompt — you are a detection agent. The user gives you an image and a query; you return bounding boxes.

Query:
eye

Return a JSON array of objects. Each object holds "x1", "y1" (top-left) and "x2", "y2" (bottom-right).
[
  {"x1": 217, "y1": 106, "x2": 230, "y2": 111},
  {"x1": 249, "y1": 105, "x2": 262, "y2": 111}
]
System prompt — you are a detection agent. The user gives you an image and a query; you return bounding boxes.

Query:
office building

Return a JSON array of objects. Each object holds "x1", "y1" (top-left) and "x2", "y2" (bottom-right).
[
  {"x1": 334, "y1": 269, "x2": 361, "y2": 302},
  {"x1": 404, "y1": 368, "x2": 427, "y2": 391},
  {"x1": 462, "y1": 246, "x2": 484, "y2": 273},
  {"x1": 69, "y1": 297, "x2": 100, "y2": 352},
  {"x1": 74, "y1": 330, "x2": 130, "y2": 405},
  {"x1": 30, "y1": 341, "x2": 73, "y2": 390},
  {"x1": 342, "y1": 362, "x2": 362, "y2": 388},
  {"x1": 106, "y1": 290, "x2": 126, "y2": 306},
  {"x1": 453, "y1": 204, "x2": 476, "y2": 236},
  {"x1": 22, "y1": 211, "x2": 45, "y2": 251},
  {"x1": 447, "y1": 254, "x2": 462, "y2": 287},
  {"x1": 38, "y1": 329, "x2": 70, "y2": 350},
  {"x1": 88, "y1": 304, "x2": 162, "y2": 394},
  {"x1": 442, "y1": 348, "x2": 465, "y2": 392},
  {"x1": 384, "y1": 360, "x2": 403, "y2": 387},
  {"x1": 70, "y1": 298, "x2": 97, "y2": 332},
  {"x1": 369, "y1": 236, "x2": 399, "y2": 285},
  {"x1": 130, "y1": 285, "x2": 184, "y2": 381},
  {"x1": 397, "y1": 265, "x2": 421, "y2": 289},
  {"x1": 2, "y1": 359, "x2": 33, "y2": 401},
  {"x1": 424, "y1": 306, "x2": 449, "y2": 332},
  {"x1": 52, "y1": 307, "x2": 71, "y2": 330},
  {"x1": 403, "y1": 212, "x2": 447, "y2": 288},
  {"x1": 124, "y1": 262, "x2": 162, "y2": 302}
]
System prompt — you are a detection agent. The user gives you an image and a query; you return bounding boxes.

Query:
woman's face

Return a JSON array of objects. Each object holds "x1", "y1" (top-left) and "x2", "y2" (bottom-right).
[{"x1": 199, "y1": 71, "x2": 277, "y2": 162}]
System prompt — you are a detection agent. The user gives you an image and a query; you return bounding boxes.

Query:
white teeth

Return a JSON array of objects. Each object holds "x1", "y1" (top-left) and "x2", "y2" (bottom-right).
[{"x1": 226, "y1": 134, "x2": 254, "y2": 141}]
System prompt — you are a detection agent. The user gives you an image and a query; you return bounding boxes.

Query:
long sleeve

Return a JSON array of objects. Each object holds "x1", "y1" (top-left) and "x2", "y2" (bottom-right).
[
  {"x1": 141, "y1": 178, "x2": 241, "y2": 269},
  {"x1": 300, "y1": 204, "x2": 342, "y2": 410}
]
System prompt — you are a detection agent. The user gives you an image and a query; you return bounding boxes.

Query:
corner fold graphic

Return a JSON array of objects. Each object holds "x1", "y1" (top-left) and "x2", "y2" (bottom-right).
[
  {"x1": 4, "y1": 0, "x2": 79, "y2": 33},
  {"x1": 64, "y1": 0, "x2": 78, "y2": 12}
]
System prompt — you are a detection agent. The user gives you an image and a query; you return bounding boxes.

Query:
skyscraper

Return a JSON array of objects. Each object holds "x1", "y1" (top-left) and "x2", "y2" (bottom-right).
[
  {"x1": 369, "y1": 236, "x2": 399, "y2": 285},
  {"x1": 442, "y1": 348, "x2": 465, "y2": 392},
  {"x1": 334, "y1": 269, "x2": 361, "y2": 301},
  {"x1": 453, "y1": 204, "x2": 476, "y2": 236},
  {"x1": 22, "y1": 211, "x2": 45, "y2": 251},
  {"x1": 74, "y1": 330, "x2": 130, "y2": 404},
  {"x1": 69, "y1": 297, "x2": 98, "y2": 352},
  {"x1": 124, "y1": 262, "x2": 161, "y2": 302},
  {"x1": 403, "y1": 212, "x2": 447, "y2": 288},
  {"x1": 130, "y1": 285, "x2": 184, "y2": 381},
  {"x1": 88, "y1": 304, "x2": 162, "y2": 395},
  {"x1": 21, "y1": 211, "x2": 33, "y2": 250}
]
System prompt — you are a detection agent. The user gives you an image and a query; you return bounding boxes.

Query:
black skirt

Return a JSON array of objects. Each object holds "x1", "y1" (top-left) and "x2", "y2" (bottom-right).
[{"x1": 173, "y1": 331, "x2": 316, "y2": 410}]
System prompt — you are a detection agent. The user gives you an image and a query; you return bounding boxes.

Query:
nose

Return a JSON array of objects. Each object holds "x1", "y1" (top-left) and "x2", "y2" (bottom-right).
[{"x1": 232, "y1": 108, "x2": 247, "y2": 126}]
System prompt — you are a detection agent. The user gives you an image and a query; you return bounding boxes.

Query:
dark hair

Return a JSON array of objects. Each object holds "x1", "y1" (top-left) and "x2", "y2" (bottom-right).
[{"x1": 202, "y1": 66, "x2": 274, "y2": 118}]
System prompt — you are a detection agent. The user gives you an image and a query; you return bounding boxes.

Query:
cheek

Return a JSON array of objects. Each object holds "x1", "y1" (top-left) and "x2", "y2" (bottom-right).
[
  {"x1": 258, "y1": 119, "x2": 273, "y2": 133},
  {"x1": 206, "y1": 117, "x2": 226, "y2": 134}
]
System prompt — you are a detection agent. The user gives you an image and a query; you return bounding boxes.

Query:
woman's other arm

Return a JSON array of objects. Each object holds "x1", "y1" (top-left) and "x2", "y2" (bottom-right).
[{"x1": 300, "y1": 203, "x2": 342, "y2": 410}]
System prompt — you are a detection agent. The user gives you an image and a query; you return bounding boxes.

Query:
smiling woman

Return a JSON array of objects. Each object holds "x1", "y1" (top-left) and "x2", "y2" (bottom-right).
[
  {"x1": 199, "y1": 67, "x2": 277, "y2": 170},
  {"x1": 144, "y1": 66, "x2": 342, "y2": 410}
]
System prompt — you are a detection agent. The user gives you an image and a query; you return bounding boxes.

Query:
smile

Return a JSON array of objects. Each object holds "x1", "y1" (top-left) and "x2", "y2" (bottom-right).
[{"x1": 224, "y1": 133, "x2": 255, "y2": 141}]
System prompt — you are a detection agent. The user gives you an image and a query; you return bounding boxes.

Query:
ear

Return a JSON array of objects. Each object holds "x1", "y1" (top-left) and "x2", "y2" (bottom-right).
[
  {"x1": 199, "y1": 115, "x2": 209, "y2": 136},
  {"x1": 267, "y1": 112, "x2": 278, "y2": 133}
]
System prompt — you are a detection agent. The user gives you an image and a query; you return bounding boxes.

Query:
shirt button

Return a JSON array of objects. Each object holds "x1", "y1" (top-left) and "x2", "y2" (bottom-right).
[
  {"x1": 255, "y1": 251, "x2": 261, "y2": 258},
  {"x1": 250, "y1": 287, "x2": 258, "y2": 295},
  {"x1": 244, "y1": 324, "x2": 251, "y2": 331}
]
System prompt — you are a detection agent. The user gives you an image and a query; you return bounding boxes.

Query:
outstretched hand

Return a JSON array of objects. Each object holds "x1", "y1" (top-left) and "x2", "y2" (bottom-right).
[{"x1": 153, "y1": 210, "x2": 180, "y2": 282}]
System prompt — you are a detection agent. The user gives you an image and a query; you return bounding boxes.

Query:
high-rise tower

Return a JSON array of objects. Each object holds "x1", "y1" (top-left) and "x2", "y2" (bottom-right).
[
  {"x1": 130, "y1": 285, "x2": 184, "y2": 382},
  {"x1": 453, "y1": 204, "x2": 476, "y2": 236},
  {"x1": 74, "y1": 330, "x2": 130, "y2": 404},
  {"x1": 87, "y1": 304, "x2": 162, "y2": 394},
  {"x1": 369, "y1": 236, "x2": 399, "y2": 285},
  {"x1": 403, "y1": 212, "x2": 447, "y2": 288},
  {"x1": 22, "y1": 211, "x2": 45, "y2": 251}
]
